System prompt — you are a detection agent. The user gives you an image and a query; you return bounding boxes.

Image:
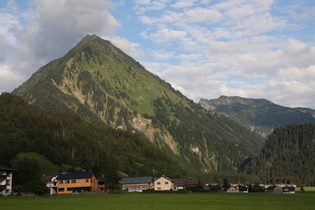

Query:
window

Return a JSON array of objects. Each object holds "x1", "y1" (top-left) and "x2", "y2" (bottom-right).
[
  {"x1": 65, "y1": 180, "x2": 69, "y2": 184},
  {"x1": 59, "y1": 181, "x2": 63, "y2": 184},
  {"x1": 157, "y1": 187, "x2": 161, "y2": 190},
  {"x1": 71, "y1": 180, "x2": 76, "y2": 183},
  {"x1": 157, "y1": 182, "x2": 161, "y2": 185},
  {"x1": 59, "y1": 188, "x2": 64, "y2": 192},
  {"x1": 85, "y1": 179, "x2": 89, "y2": 182},
  {"x1": 165, "y1": 182, "x2": 169, "y2": 185}
]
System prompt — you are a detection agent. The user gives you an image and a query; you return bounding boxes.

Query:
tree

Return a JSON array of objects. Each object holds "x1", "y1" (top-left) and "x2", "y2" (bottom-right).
[
  {"x1": 222, "y1": 177, "x2": 230, "y2": 190},
  {"x1": 13, "y1": 158, "x2": 48, "y2": 195}
]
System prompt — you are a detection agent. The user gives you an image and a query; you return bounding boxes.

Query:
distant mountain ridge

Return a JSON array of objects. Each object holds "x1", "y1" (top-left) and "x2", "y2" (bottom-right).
[
  {"x1": 199, "y1": 96, "x2": 315, "y2": 137},
  {"x1": 13, "y1": 34, "x2": 264, "y2": 172}
]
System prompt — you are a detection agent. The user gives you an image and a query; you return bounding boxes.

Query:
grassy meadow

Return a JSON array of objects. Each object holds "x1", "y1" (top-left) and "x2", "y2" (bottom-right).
[{"x1": 1, "y1": 191, "x2": 315, "y2": 210}]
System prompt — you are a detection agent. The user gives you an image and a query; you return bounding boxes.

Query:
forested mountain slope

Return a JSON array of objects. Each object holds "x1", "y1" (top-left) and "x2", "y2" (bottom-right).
[
  {"x1": 13, "y1": 34, "x2": 264, "y2": 172},
  {"x1": 200, "y1": 96, "x2": 315, "y2": 137},
  {"x1": 242, "y1": 123, "x2": 315, "y2": 186},
  {"x1": 0, "y1": 93, "x2": 184, "y2": 177}
]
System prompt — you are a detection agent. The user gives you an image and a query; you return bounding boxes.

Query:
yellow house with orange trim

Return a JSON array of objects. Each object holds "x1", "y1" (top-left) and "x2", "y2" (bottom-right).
[{"x1": 56, "y1": 172, "x2": 98, "y2": 194}]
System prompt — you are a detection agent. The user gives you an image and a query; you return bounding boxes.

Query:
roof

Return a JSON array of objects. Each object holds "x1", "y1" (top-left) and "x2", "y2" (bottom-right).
[
  {"x1": 0, "y1": 165, "x2": 17, "y2": 172},
  {"x1": 173, "y1": 178, "x2": 199, "y2": 186},
  {"x1": 173, "y1": 179, "x2": 186, "y2": 186},
  {"x1": 121, "y1": 177, "x2": 154, "y2": 185},
  {"x1": 227, "y1": 186, "x2": 239, "y2": 192},
  {"x1": 155, "y1": 175, "x2": 173, "y2": 182},
  {"x1": 56, "y1": 172, "x2": 94, "y2": 180}
]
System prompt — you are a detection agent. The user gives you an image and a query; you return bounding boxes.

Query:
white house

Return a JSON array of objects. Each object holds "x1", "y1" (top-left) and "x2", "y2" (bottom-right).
[
  {"x1": 0, "y1": 165, "x2": 16, "y2": 195},
  {"x1": 46, "y1": 176, "x2": 58, "y2": 195},
  {"x1": 121, "y1": 177, "x2": 154, "y2": 192}
]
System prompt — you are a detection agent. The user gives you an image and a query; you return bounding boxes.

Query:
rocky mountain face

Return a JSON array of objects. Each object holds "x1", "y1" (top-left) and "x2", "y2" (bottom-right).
[
  {"x1": 0, "y1": 93, "x2": 185, "y2": 177},
  {"x1": 13, "y1": 35, "x2": 264, "y2": 172},
  {"x1": 200, "y1": 96, "x2": 315, "y2": 137}
]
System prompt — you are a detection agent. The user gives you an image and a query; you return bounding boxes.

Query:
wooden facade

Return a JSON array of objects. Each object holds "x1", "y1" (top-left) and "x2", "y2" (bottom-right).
[{"x1": 56, "y1": 172, "x2": 98, "y2": 194}]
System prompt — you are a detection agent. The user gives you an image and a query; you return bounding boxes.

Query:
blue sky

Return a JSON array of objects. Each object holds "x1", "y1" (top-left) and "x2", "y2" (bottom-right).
[{"x1": 1, "y1": 0, "x2": 315, "y2": 108}]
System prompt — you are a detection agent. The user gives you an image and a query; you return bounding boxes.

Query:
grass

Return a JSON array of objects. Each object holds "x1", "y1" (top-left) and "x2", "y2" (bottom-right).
[
  {"x1": 1, "y1": 192, "x2": 315, "y2": 210},
  {"x1": 10, "y1": 152, "x2": 60, "y2": 176},
  {"x1": 296, "y1": 186, "x2": 315, "y2": 193}
]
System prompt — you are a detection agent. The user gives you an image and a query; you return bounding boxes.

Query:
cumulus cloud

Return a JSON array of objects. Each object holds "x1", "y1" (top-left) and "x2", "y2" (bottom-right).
[
  {"x1": 142, "y1": 28, "x2": 188, "y2": 44},
  {"x1": 107, "y1": 36, "x2": 144, "y2": 59},
  {"x1": 134, "y1": 0, "x2": 315, "y2": 108},
  {"x1": 170, "y1": 0, "x2": 197, "y2": 9},
  {"x1": 20, "y1": 0, "x2": 119, "y2": 59},
  {"x1": 1, "y1": 0, "x2": 315, "y2": 109},
  {"x1": 0, "y1": 0, "x2": 122, "y2": 92}
]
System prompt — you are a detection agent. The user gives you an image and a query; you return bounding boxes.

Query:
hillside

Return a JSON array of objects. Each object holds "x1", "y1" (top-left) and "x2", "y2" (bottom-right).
[
  {"x1": 13, "y1": 34, "x2": 264, "y2": 172},
  {"x1": 241, "y1": 123, "x2": 315, "y2": 186},
  {"x1": 200, "y1": 96, "x2": 315, "y2": 137},
  {"x1": 0, "y1": 93, "x2": 184, "y2": 177}
]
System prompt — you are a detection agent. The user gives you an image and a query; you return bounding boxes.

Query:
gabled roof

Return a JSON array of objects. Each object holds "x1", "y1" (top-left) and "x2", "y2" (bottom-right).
[
  {"x1": 155, "y1": 175, "x2": 173, "y2": 182},
  {"x1": 0, "y1": 165, "x2": 17, "y2": 172},
  {"x1": 56, "y1": 172, "x2": 94, "y2": 180},
  {"x1": 121, "y1": 177, "x2": 154, "y2": 185}
]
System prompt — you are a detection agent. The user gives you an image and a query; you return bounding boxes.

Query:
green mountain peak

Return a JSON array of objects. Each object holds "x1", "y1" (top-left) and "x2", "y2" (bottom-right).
[{"x1": 13, "y1": 35, "x2": 264, "y2": 172}]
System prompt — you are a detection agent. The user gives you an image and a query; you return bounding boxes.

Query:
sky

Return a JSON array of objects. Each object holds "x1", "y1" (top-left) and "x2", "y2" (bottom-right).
[{"x1": 1, "y1": 0, "x2": 315, "y2": 108}]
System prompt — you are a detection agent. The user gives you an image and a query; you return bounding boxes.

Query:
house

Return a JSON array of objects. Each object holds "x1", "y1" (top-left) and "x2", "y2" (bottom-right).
[
  {"x1": 204, "y1": 183, "x2": 223, "y2": 192},
  {"x1": 46, "y1": 176, "x2": 58, "y2": 195},
  {"x1": 173, "y1": 178, "x2": 200, "y2": 190},
  {"x1": 267, "y1": 185, "x2": 283, "y2": 193},
  {"x1": 121, "y1": 177, "x2": 154, "y2": 192},
  {"x1": 0, "y1": 165, "x2": 16, "y2": 195},
  {"x1": 282, "y1": 186, "x2": 295, "y2": 194},
  {"x1": 226, "y1": 186, "x2": 239, "y2": 193},
  {"x1": 238, "y1": 185, "x2": 248, "y2": 193},
  {"x1": 96, "y1": 178, "x2": 107, "y2": 193},
  {"x1": 56, "y1": 172, "x2": 98, "y2": 194},
  {"x1": 154, "y1": 175, "x2": 174, "y2": 191}
]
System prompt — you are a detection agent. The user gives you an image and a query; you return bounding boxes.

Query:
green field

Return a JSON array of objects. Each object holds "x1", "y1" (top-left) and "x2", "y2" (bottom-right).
[
  {"x1": 296, "y1": 186, "x2": 315, "y2": 193},
  {"x1": 1, "y1": 192, "x2": 315, "y2": 210}
]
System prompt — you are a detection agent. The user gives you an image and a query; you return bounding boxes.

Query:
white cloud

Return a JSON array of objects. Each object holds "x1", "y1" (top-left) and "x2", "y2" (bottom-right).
[
  {"x1": 150, "y1": 50, "x2": 175, "y2": 61},
  {"x1": 0, "y1": 9, "x2": 20, "y2": 61},
  {"x1": 107, "y1": 36, "x2": 144, "y2": 59},
  {"x1": 134, "y1": 0, "x2": 169, "y2": 13},
  {"x1": 1, "y1": 0, "x2": 315, "y2": 109},
  {"x1": 184, "y1": 7, "x2": 222, "y2": 23},
  {"x1": 0, "y1": 0, "x2": 122, "y2": 92},
  {"x1": 170, "y1": 0, "x2": 197, "y2": 9},
  {"x1": 142, "y1": 28, "x2": 188, "y2": 44},
  {"x1": 20, "y1": 0, "x2": 119, "y2": 59},
  {"x1": 0, "y1": 64, "x2": 24, "y2": 91}
]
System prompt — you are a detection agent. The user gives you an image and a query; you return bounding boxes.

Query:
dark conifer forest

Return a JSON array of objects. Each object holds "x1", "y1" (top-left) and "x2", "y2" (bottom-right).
[
  {"x1": 242, "y1": 123, "x2": 315, "y2": 186},
  {"x1": 0, "y1": 93, "x2": 184, "y2": 178}
]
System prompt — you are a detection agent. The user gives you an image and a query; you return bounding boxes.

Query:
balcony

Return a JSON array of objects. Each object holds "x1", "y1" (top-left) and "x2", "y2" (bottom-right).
[{"x1": 0, "y1": 175, "x2": 7, "y2": 180}]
